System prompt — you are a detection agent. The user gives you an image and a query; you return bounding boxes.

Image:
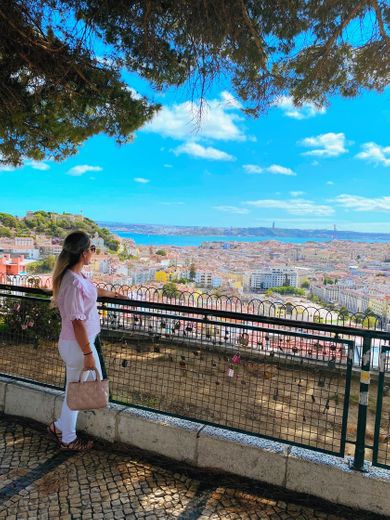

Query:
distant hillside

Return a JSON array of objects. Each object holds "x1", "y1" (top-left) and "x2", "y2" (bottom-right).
[
  {"x1": 99, "y1": 222, "x2": 390, "y2": 241},
  {"x1": 0, "y1": 211, "x2": 120, "y2": 251}
]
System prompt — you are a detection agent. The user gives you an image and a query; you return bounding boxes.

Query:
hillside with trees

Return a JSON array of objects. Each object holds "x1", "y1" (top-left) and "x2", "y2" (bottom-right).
[{"x1": 0, "y1": 211, "x2": 120, "y2": 251}]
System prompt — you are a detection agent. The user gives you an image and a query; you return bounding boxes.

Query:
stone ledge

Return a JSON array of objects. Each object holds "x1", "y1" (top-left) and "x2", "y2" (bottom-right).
[
  {"x1": 1, "y1": 376, "x2": 389, "y2": 517},
  {"x1": 4, "y1": 378, "x2": 62, "y2": 424},
  {"x1": 197, "y1": 426, "x2": 288, "y2": 487},
  {"x1": 117, "y1": 407, "x2": 203, "y2": 463},
  {"x1": 286, "y1": 446, "x2": 390, "y2": 516}
]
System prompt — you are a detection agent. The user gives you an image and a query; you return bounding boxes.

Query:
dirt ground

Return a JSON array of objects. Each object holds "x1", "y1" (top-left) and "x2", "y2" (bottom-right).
[{"x1": 0, "y1": 335, "x2": 389, "y2": 461}]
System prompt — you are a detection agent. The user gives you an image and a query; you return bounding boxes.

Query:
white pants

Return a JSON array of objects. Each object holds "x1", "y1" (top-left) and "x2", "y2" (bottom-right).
[{"x1": 55, "y1": 335, "x2": 102, "y2": 444}]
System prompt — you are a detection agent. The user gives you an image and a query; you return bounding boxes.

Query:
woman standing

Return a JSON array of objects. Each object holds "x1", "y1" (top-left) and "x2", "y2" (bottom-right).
[{"x1": 48, "y1": 231, "x2": 122, "y2": 451}]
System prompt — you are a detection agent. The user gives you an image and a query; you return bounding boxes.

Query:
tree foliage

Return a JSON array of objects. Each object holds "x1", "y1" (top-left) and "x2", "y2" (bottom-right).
[
  {"x1": 26, "y1": 255, "x2": 56, "y2": 273},
  {"x1": 266, "y1": 286, "x2": 305, "y2": 296},
  {"x1": 1, "y1": 0, "x2": 389, "y2": 166},
  {"x1": 162, "y1": 282, "x2": 180, "y2": 298},
  {"x1": 189, "y1": 262, "x2": 196, "y2": 281}
]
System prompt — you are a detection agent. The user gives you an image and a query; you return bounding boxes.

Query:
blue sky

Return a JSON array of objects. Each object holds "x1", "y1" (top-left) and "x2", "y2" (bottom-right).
[{"x1": 1, "y1": 74, "x2": 389, "y2": 232}]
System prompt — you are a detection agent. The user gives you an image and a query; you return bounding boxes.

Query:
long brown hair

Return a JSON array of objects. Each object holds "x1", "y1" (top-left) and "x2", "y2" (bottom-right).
[{"x1": 51, "y1": 231, "x2": 90, "y2": 304}]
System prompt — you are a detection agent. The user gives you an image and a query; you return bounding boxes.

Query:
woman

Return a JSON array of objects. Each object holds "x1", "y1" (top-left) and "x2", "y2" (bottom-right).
[{"x1": 48, "y1": 231, "x2": 123, "y2": 451}]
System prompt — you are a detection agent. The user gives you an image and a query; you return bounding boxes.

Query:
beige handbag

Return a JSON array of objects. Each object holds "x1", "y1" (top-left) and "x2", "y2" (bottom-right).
[{"x1": 67, "y1": 369, "x2": 109, "y2": 411}]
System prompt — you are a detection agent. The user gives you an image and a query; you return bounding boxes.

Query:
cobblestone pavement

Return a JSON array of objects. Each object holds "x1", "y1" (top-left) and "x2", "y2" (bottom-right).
[{"x1": 0, "y1": 415, "x2": 387, "y2": 520}]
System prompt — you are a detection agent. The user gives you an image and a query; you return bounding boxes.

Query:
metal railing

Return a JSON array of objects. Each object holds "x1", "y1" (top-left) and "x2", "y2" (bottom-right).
[
  {"x1": 1, "y1": 273, "x2": 384, "y2": 331},
  {"x1": 1, "y1": 282, "x2": 390, "y2": 470},
  {"x1": 373, "y1": 345, "x2": 390, "y2": 469}
]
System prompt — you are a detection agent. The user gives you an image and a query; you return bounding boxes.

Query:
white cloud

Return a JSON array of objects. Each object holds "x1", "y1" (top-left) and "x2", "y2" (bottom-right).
[
  {"x1": 67, "y1": 165, "x2": 103, "y2": 176},
  {"x1": 163, "y1": 164, "x2": 173, "y2": 168},
  {"x1": 243, "y1": 164, "x2": 263, "y2": 174},
  {"x1": 243, "y1": 164, "x2": 296, "y2": 175},
  {"x1": 300, "y1": 132, "x2": 347, "y2": 157},
  {"x1": 134, "y1": 177, "x2": 150, "y2": 183},
  {"x1": 213, "y1": 205, "x2": 249, "y2": 215},
  {"x1": 290, "y1": 191, "x2": 304, "y2": 197},
  {"x1": 0, "y1": 157, "x2": 50, "y2": 172},
  {"x1": 173, "y1": 142, "x2": 235, "y2": 161},
  {"x1": 326, "y1": 181, "x2": 334, "y2": 185},
  {"x1": 333, "y1": 194, "x2": 390, "y2": 212},
  {"x1": 0, "y1": 154, "x2": 16, "y2": 171},
  {"x1": 0, "y1": 164, "x2": 16, "y2": 172},
  {"x1": 266, "y1": 164, "x2": 296, "y2": 176},
  {"x1": 274, "y1": 95, "x2": 326, "y2": 119},
  {"x1": 143, "y1": 92, "x2": 246, "y2": 142},
  {"x1": 220, "y1": 91, "x2": 242, "y2": 109},
  {"x1": 245, "y1": 198, "x2": 334, "y2": 216},
  {"x1": 125, "y1": 86, "x2": 143, "y2": 100},
  {"x1": 355, "y1": 142, "x2": 390, "y2": 167},
  {"x1": 25, "y1": 160, "x2": 50, "y2": 171}
]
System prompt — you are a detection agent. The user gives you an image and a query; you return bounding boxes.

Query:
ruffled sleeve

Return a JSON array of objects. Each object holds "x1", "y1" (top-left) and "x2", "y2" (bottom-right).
[{"x1": 62, "y1": 277, "x2": 87, "y2": 321}]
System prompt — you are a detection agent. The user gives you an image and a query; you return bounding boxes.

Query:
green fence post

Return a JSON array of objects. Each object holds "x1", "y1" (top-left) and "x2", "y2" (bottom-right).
[
  {"x1": 353, "y1": 335, "x2": 371, "y2": 471},
  {"x1": 94, "y1": 334, "x2": 107, "y2": 380},
  {"x1": 372, "y1": 345, "x2": 385, "y2": 467}
]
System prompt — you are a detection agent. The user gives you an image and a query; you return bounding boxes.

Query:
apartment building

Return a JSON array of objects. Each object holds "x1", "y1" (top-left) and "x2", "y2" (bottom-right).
[
  {"x1": 39, "y1": 244, "x2": 63, "y2": 256},
  {"x1": 311, "y1": 284, "x2": 369, "y2": 313},
  {"x1": 0, "y1": 254, "x2": 25, "y2": 276},
  {"x1": 247, "y1": 267, "x2": 298, "y2": 291},
  {"x1": 14, "y1": 237, "x2": 34, "y2": 247}
]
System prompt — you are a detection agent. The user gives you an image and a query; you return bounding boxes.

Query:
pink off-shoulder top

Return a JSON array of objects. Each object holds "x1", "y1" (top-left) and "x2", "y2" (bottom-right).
[{"x1": 57, "y1": 270, "x2": 101, "y2": 341}]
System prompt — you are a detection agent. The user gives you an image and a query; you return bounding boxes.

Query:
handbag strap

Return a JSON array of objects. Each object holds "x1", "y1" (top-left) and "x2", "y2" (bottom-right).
[{"x1": 78, "y1": 368, "x2": 101, "y2": 383}]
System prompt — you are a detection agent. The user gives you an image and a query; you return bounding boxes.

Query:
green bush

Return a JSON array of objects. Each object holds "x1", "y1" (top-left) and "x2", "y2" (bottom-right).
[
  {"x1": 162, "y1": 282, "x2": 180, "y2": 298},
  {"x1": 1, "y1": 298, "x2": 61, "y2": 342},
  {"x1": 266, "y1": 286, "x2": 305, "y2": 296},
  {"x1": 26, "y1": 255, "x2": 56, "y2": 274}
]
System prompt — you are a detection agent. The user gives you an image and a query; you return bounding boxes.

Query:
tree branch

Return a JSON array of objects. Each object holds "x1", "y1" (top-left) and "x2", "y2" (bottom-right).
[
  {"x1": 370, "y1": 0, "x2": 390, "y2": 47},
  {"x1": 322, "y1": 2, "x2": 367, "y2": 57},
  {"x1": 239, "y1": 0, "x2": 266, "y2": 69}
]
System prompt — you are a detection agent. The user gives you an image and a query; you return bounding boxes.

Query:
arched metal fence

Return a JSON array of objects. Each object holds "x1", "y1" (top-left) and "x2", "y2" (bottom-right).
[
  {"x1": 1, "y1": 274, "x2": 383, "y2": 330},
  {"x1": 1, "y1": 282, "x2": 390, "y2": 471}
]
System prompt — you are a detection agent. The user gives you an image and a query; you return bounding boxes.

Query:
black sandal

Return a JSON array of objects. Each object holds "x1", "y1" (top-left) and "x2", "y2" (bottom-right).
[
  {"x1": 60, "y1": 437, "x2": 93, "y2": 452},
  {"x1": 47, "y1": 422, "x2": 62, "y2": 444}
]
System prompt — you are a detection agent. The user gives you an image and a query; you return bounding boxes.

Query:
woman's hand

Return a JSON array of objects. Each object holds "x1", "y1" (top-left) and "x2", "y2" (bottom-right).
[
  {"x1": 114, "y1": 291, "x2": 130, "y2": 299},
  {"x1": 83, "y1": 352, "x2": 96, "y2": 371},
  {"x1": 97, "y1": 288, "x2": 129, "y2": 299}
]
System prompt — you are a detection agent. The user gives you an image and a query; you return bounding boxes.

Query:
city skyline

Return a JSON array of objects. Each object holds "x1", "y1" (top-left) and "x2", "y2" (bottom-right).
[{"x1": 1, "y1": 76, "x2": 389, "y2": 233}]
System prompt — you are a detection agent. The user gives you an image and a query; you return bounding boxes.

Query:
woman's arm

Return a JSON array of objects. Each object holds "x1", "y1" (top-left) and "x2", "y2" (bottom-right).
[
  {"x1": 97, "y1": 288, "x2": 128, "y2": 299},
  {"x1": 72, "y1": 319, "x2": 96, "y2": 370}
]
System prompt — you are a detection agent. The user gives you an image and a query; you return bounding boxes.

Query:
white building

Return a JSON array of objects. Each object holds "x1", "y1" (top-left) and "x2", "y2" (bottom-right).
[
  {"x1": 311, "y1": 284, "x2": 339, "y2": 303},
  {"x1": 39, "y1": 244, "x2": 62, "y2": 256},
  {"x1": 14, "y1": 237, "x2": 34, "y2": 247},
  {"x1": 99, "y1": 259, "x2": 110, "y2": 274},
  {"x1": 129, "y1": 268, "x2": 158, "y2": 284},
  {"x1": 248, "y1": 268, "x2": 299, "y2": 291},
  {"x1": 182, "y1": 270, "x2": 221, "y2": 288},
  {"x1": 311, "y1": 284, "x2": 370, "y2": 314},
  {"x1": 91, "y1": 232, "x2": 106, "y2": 252}
]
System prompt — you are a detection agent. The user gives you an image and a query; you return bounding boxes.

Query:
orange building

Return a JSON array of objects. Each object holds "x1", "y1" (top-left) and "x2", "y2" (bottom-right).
[{"x1": 0, "y1": 254, "x2": 25, "y2": 276}]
